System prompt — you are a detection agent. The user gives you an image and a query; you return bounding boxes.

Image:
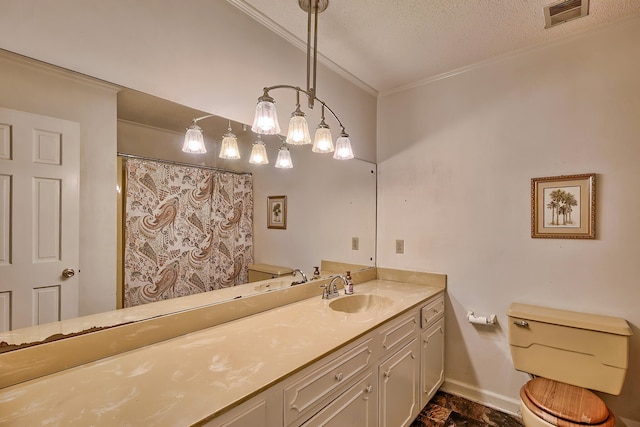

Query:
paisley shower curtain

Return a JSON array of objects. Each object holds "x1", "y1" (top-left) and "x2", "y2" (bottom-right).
[{"x1": 122, "y1": 158, "x2": 253, "y2": 307}]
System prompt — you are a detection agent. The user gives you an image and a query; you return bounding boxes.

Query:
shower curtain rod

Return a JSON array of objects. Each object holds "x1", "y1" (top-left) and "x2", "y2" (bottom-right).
[{"x1": 117, "y1": 153, "x2": 252, "y2": 176}]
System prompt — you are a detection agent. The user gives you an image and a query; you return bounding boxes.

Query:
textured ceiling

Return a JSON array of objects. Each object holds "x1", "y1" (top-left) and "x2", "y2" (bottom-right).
[{"x1": 229, "y1": 0, "x2": 640, "y2": 94}]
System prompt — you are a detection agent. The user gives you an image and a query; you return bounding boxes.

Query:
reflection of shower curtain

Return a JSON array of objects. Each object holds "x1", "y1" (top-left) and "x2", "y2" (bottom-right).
[{"x1": 123, "y1": 158, "x2": 253, "y2": 307}]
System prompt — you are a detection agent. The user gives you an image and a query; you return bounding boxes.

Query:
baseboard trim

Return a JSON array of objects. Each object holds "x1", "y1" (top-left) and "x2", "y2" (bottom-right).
[{"x1": 440, "y1": 379, "x2": 522, "y2": 418}]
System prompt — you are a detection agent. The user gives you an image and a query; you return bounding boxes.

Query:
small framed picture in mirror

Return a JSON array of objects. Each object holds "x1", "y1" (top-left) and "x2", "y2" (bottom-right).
[{"x1": 267, "y1": 195, "x2": 287, "y2": 229}]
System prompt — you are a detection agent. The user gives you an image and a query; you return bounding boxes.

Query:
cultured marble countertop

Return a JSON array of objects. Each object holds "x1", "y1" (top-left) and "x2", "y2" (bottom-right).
[{"x1": 0, "y1": 279, "x2": 443, "y2": 426}]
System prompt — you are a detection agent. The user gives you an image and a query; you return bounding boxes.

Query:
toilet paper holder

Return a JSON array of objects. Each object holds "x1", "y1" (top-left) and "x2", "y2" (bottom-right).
[{"x1": 467, "y1": 310, "x2": 497, "y2": 325}]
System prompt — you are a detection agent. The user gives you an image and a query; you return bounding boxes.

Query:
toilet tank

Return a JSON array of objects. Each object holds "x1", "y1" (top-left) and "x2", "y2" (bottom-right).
[
  {"x1": 507, "y1": 303, "x2": 632, "y2": 395},
  {"x1": 247, "y1": 264, "x2": 293, "y2": 283}
]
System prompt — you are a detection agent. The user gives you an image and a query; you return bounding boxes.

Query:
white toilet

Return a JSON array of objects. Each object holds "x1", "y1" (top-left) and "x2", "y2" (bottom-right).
[{"x1": 507, "y1": 303, "x2": 632, "y2": 427}]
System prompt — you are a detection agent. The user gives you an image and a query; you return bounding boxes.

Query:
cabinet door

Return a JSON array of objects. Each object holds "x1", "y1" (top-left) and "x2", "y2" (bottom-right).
[
  {"x1": 421, "y1": 317, "x2": 445, "y2": 408},
  {"x1": 378, "y1": 338, "x2": 420, "y2": 427},
  {"x1": 301, "y1": 371, "x2": 376, "y2": 427}
]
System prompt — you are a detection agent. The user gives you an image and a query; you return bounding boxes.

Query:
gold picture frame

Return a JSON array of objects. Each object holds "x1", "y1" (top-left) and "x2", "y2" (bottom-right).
[
  {"x1": 267, "y1": 195, "x2": 287, "y2": 229},
  {"x1": 531, "y1": 173, "x2": 595, "y2": 239}
]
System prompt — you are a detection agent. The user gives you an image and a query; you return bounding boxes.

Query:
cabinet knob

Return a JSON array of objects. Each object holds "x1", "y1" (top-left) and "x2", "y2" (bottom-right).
[
  {"x1": 335, "y1": 372, "x2": 343, "y2": 381},
  {"x1": 365, "y1": 385, "x2": 373, "y2": 393}
]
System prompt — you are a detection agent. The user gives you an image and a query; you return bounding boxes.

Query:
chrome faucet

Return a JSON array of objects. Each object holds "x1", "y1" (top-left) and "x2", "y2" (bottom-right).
[
  {"x1": 291, "y1": 268, "x2": 308, "y2": 286},
  {"x1": 321, "y1": 275, "x2": 345, "y2": 299}
]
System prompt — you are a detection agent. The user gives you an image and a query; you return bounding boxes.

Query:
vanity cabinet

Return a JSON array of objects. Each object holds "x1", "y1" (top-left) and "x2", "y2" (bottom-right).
[{"x1": 207, "y1": 292, "x2": 444, "y2": 427}]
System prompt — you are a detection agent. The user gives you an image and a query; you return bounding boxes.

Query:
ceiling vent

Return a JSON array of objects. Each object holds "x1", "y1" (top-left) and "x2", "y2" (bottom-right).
[{"x1": 544, "y1": 0, "x2": 590, "y2": 28}]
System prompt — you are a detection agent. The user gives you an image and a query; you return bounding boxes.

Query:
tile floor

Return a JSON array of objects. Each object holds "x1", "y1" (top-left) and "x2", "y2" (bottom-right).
[{"x1": 411, "y1": 391, "x2": 524, "y2": 427}]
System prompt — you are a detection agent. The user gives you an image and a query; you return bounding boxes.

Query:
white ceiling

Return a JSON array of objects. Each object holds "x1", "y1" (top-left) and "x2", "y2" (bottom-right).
[{"x1": 229, "y1": 0, "x2": 640, "y2": 94}]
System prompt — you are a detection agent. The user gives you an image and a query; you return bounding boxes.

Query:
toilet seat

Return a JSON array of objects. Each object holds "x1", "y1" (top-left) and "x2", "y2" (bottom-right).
[{"x1": 520, "y1": 378, "x2": 615, "y2": 427}]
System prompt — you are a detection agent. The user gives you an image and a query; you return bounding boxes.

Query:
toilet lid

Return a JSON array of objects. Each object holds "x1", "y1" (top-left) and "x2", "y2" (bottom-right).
[{"x1": 522, "y1": 378, "x2": 614, "y2": 427}]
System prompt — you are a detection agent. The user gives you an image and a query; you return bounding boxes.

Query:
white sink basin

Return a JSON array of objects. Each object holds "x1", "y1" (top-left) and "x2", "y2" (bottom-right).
[{"x1": 329, "y1": 294, "x2": 393, "y2": 314}]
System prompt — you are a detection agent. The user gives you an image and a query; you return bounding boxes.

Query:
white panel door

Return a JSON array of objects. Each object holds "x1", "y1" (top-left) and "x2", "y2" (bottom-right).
[{"x1": 0, "y1": 107, "x2": 79, "y2": 331}]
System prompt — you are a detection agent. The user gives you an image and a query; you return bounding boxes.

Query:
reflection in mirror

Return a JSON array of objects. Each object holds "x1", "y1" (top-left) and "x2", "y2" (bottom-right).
[
  {"x1": 0, "y1": 52, "x2": 376, "y2": 348},
  {"x1": 117, "y1": 88, "x2": 376, "y2": 303}
]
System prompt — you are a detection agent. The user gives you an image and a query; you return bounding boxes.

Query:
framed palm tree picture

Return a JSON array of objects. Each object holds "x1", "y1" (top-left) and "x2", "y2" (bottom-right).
[
  {"x1": 531, "y1": 173, "x2": 595, "y2": 239},
  {"x1": 267, "y1": 195, "x2": 287, "y2": 229}
]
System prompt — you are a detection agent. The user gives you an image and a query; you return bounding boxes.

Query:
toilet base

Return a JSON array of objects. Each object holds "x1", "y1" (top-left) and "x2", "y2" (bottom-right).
[{"x1": 521, "y1": 400, "x2": 555, "y2": 427}]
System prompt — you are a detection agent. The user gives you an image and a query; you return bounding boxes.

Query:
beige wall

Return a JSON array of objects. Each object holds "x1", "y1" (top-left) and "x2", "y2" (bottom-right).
[
  {"x1": 0, "y1": 52, "x2": 119, "y2": 316},
  {"x1": 377, "y1": 17, "x2": 640, "y2": 424}
]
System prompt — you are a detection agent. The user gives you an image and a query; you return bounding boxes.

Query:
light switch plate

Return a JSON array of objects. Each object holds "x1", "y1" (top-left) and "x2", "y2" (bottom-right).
[
  {"x1": 395, "y1": 239, "x2": 404, "y2": 254},
  {"x1": 352, "y1": 237, "x2": 359, "y2": 251}
]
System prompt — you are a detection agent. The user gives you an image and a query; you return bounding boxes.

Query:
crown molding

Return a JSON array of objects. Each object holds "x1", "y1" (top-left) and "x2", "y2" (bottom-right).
[
  {"x1": 380, "y1": 13, "x2": 640, "y2": 97},
  {"x1": 0, "y1": 48, "x2": 121, "y2": 93}
]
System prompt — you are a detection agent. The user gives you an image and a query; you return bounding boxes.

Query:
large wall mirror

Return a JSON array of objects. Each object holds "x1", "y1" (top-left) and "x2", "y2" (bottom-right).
[
  {"x1": 117, "y1": 88, "x2": 376, "y2": 306},
  {"x1": 0, "y1": 51, "x2": 376, "y2": 348}
]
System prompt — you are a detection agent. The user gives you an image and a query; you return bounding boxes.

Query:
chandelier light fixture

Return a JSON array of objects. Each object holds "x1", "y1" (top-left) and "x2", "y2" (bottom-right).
[
  {"x1": 252, "y1": 0, "x2": 354, "y2": 162},
  {"x1": 183, "y1": 0, "x2": 354, "y2": 166}
]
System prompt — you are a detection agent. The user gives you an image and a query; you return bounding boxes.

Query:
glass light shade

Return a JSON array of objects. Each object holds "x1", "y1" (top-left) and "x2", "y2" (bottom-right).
[
  {"x1": 286, "y1": 114, "x2": 311, "y2": 145},
  {"x1": 252, "y1": 100, "x2": 281, "y2": 135},
  {"x1": 312, "y1": 126, "x2": 334, "y2": 153},
  {"x1": 219, "y1": 132, "x2": 241, "y2": 159},
  {"x1": 333, "y1": 135, "x2": 354, "y2": 160},
  {"x1": 182, "y1": 124, "x2": 207, "y2": 154},
  {"x1": 275, "y1": 146, "x2": 293, "y2": 169},
  {"x1": 249, "y1": 140, "x2": 269, "y2": 165}
]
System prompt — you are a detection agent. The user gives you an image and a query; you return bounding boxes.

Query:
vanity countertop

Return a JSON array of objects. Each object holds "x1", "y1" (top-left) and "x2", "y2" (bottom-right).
[{"x1": 0, "y1": 279, "x2": 444, "y2": 426}]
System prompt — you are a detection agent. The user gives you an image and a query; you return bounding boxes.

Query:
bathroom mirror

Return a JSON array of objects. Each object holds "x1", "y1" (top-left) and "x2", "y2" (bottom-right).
[
  {"x1": 117, "y1": 88, "x2": 377, "y2": 306},
  {"x1": 0, "y1": 55, "x2": 376, "y2": 347}
]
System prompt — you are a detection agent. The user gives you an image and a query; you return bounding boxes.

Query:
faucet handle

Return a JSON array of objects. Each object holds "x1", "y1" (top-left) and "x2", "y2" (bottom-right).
[
  {"x1": 320, "y1": 283, "x2": 330, "y2": 299},
  {"x1": 331, "y1": 282, "x2": 339, "y2": 295}
]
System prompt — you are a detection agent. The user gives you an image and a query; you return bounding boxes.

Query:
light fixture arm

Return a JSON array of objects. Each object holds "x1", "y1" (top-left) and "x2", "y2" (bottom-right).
[
  {"x1": 314, "y1": 97, "x2": 347, "y2": 135},
  {"x1": 190, "y1": 114, "x2": 218, "y2": 124},
  {"x1": 261, "y1": 85, "x2": 347, "y2": 135}
]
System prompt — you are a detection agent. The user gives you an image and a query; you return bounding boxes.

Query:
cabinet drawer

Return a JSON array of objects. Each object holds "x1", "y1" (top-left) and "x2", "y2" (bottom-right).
[
  {"x1": 421, "y1": 295, "x2": 444, "y2": 328},
  {"x1": 378, "y1": 311, "x2": 419, "y2": 355},
  {"x1": 284, "y1": 339, "x2": 373, "y2": 425},
  {"x1": 300, "y1": 370, "x2": 376, "y2": 427}
]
